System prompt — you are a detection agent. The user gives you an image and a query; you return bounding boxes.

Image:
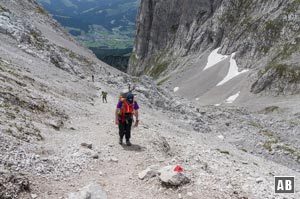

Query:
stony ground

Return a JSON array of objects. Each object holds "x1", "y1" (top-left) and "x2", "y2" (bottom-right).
[
  {"x1": 9, "y1": 79, "x2": 299, "y2": 199},
  {"x1": 1, "y1": 1, "x2": 300, "y2": 198}
]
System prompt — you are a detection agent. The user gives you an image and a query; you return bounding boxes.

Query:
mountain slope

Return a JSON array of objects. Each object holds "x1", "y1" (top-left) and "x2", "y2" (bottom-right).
[
  {"x1": 129, "y1": 0, "x2": 300, "y2": 104},
  {"x1": 1, "y1": 1, "x2": 300, "y2": 199}
]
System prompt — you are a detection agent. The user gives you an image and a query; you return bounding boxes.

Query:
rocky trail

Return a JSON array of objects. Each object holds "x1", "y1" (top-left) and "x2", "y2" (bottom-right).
[
  {"x1": 10, "y1": 79, "x2": 299, "y2": 199},
  {"x1": 1, "y1": 0, "x2": 300, "y2": 198}
]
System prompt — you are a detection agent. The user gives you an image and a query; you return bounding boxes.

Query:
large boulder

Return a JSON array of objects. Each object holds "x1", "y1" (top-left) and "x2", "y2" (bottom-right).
[{"x1": 158, "y1": 165, "x2": 190, "y2": 186}]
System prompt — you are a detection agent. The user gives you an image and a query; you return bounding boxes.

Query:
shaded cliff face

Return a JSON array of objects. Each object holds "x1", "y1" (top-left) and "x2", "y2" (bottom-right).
[{"x1": 129, "y1": 0, "x2": 300, "y2": 95}]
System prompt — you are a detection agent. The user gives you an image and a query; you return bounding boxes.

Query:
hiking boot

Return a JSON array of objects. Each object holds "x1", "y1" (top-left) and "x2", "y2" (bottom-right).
[
  {"x1": 119, "y1": 138, "x2": 123, "y2": 145},
  {"x1": 126, "y1": 140, "x2": 132, "y2": 146}
]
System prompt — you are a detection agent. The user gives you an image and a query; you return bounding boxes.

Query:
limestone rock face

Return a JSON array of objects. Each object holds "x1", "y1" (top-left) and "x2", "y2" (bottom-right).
[{"x1": 129, "y1": 0, "x2": 300, "y2": 94}]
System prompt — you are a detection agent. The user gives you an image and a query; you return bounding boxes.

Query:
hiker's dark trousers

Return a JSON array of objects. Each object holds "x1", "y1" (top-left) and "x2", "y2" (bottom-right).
[{"x1": 118, "y1": 119, "x2": 132, "y2": 141}]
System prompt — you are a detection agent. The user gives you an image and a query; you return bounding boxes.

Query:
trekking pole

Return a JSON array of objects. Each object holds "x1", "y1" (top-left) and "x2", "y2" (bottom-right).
[{"x1": 128, "y1": 83, "x2": 131, "y2": 92}]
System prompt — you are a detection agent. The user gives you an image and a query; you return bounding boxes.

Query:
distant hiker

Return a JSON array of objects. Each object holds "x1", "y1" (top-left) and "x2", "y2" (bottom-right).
[
  {"x1": 92, "y1": 74, "x2": 94, "y2": 82},
  {"x1": 101, "y1": 91, "x2": 108, "y2": 103},
  {"x1": 115, "y1": 92, "x2": 139, "y2": 146}
]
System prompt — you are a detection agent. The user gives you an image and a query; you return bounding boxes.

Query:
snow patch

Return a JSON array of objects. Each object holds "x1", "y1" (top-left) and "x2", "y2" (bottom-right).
[
  {"x1": 203, "y1": 47, "x2": 228, "y2": 71},
  {"x1": 216, "y1": 53, "x2": 249, "y2": 86},
  {"x1": 195, "y1": 98, "x2": 199, "y2": 101},
  {"x1": 173, "y1": 87, "x2": 179, "y2": 92},
  {"x1": 214, "y1": 104, "x2": 221, "y2": 106},
  {"x1": 225, "y1": 92, "x2": 240, "y2": 104}
]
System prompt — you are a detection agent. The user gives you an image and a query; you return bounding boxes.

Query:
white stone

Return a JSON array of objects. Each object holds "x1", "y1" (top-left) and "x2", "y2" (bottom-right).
[
  {"x1": 68, "y1": 183, "x2": 107, "y2": 199},
  {"x1": 158, "y1": 165, "x2": 190, "y2": 186},
  {"x1": 138, "y1": 167, "x2": 158, "y2": 180},
  {"x1": 110, "y1": 157, "x2": 118, "y2": 162},
  {"x1": 187, "y1": 192, "x2": 193, "y2": 196},
  {"x1": 217, "y1": 135, "x2": 224, "y2": 140},
  {"x1": 256, "y1": 177, "x2": 263, "y2": 183}
]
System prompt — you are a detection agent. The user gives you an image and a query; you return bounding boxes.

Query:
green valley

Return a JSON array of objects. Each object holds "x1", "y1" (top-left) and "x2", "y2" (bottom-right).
[{"x1": 38, "y1": 0, "x2": 139, "y2": 71}]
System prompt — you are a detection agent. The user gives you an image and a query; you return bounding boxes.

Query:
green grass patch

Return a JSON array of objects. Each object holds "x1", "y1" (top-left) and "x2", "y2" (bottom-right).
[
  {"x1": 218, "y1": 0, "x2": 252, "y2": 24},
  {"x1": 263, "y1": 106, "x2": 279, "y2": 114},
  {"x1": 170, "y1": 24, "x2": 179, "y2": 33},
  {"x1": 6, "y1": 128, "x2": 13, "y2": 134},
  {"x1": 6, "y1": 112, "x2": 16, "y2": 120},
  {"x1": 217, "y1": 149, "x2": 230, "y2": 155},
  {"x1": 30, "y1": 31, "x2": 42, "y2": 43},
  {"x1": 280, "y1": 145, "x2": 300, "y2": 161},
  {"x1": 149, "y1": 61, "x2": 170, "y2": 78},
  {"x1": 259, "y1": 130, "x2": 275, "y2": 137},
  {"x1": 249, "y1": 121, "x2": 263, "y2": 129},
  {"x1": 8, "y1": 70, "x2": 20, "y2": 78},
  {"x1": 264, "y1": 20, "x2": 283, "y2": 39},
  {"x1": 265, "y1": 62, "x2": 300, "y2": 82},
  {"x1": 263, "y1": 140, "x2": 278, "y2": 152},
  {"x1": 275, "y1": 38, "x2": 300, "y2": 60},
  {"x1": 36, "y1": 4, "x2": 47, "y2": 15},
  {"x1": 0, "y1": 102, "x2": 10, "y2": 108},
  {"x1": 0, "y1": 65, "x2": 5, "y2": 72},
  {"x1": 157, "y1": 76, "x2": 171, "y2": 86},
  {"x1": 0, "y1": 5, "x2": 8, "y2": 12},
  {"x1": 283, "y1": 0, "x2": 300, "y2": 17}
]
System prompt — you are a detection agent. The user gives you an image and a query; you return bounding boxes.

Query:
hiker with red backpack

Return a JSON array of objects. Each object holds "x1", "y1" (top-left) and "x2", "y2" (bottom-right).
[{"x1": 115, "y1": 91, "x2": 139, "y2": 146}]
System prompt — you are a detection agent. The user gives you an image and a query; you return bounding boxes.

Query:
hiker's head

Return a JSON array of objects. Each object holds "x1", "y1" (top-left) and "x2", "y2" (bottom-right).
[{"x1": 126, "y1": 93, "x2": 134, "y2": 104}]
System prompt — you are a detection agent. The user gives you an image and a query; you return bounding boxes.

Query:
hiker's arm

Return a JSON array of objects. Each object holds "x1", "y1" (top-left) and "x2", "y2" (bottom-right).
[
  {"x1": 134, "y1": 110, "x2": 139, "y2": 127},
  {"x1": 115, "y1": 109, "x2": 119, "y2": 125},
  {"x1": 134, "y1": 110, "x2": 139, "y2": 121}
]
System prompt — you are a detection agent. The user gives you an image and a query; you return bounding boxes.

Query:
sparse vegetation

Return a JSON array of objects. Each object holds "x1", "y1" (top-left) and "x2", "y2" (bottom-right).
[
  {"x1": 170, "y1": 24, "x2": 179, "y2": 33},
  {"x1": 265, "y1": 63, "x2": 300, "y2": 82},
  {"x1": 249, "y1": 121, "x2": 263, "y2": 129},
  {"x1": 36, "y1": 3, "x2": 47, "y2": 15},
  {"x1": 0, "y1": 4, "x2": 8, "y2": 12},
  {"x1": 8, "y1": 69, "x2": 21, "y2": 78},
  {"x1": 283, "y1": 0, "x2": 300, "y2": 19},
  {"x1": 277, "y1": 38, "x2": 300, "y2": 60},
  {"x1": 264, "y1": 20, "x2": 283, "y2": 40},
  {"x1": 6, "y1": 128, "x2": 13, "y2": 134},
  {"x1": 259, "y1": 130, "x2": 275, "y2": 137},
  {"x1": 280, "y1": 145, "x2": 300, "y2": 161},
  {"x1": 157, "y1": 76, "x2": 171, "y2": 86},
  {"x1": 30, "y1": 30, "x2": 42, "y2": 43},
  {"x1": 217, "y1": 149, "x2": 230, "y2": 155},
  {"x1": 263, "y1": 140, "x2": 278, "y2": 152},
  {"x1": 149, "y1": 61, "x2": 170, "y2": 78},
  {"x1": 6, "y1": 111, "x2": 16, "y2": 119},
  {"x1": 219, "y1": 0, "x2": 252, "y2": 24},
  {"x1": 263, "y1": 106, "x2": 279, "y2": 114},
  {"x1": 60, "y1": 47, "x2": 94, "y2": 66},
  {"x1": 0, "y1": 65, "x2": 4, "y2": 72}
]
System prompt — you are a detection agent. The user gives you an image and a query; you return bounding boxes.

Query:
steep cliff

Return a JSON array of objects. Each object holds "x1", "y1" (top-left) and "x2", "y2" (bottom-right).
[{"x1": 129, "y1": 0, "x2": 300, "y2": 97}]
